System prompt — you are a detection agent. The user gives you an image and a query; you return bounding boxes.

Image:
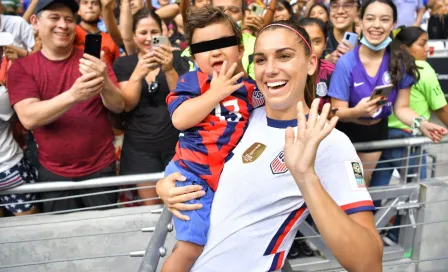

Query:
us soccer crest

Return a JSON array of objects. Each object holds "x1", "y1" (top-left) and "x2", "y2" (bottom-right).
[
  {"x1": 252, "y1": 88, "x2": 265, "y2": 108},
  {"x1": 270, "y1": 151, "x2": 288, "y2": 174},
  {"x1": 382, "y1": 72, "x2": 391, "y2": 85}
]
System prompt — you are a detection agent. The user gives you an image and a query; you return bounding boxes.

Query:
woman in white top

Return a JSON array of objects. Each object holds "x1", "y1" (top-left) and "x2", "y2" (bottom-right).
[{"x1": 157, "y1": 20, "x2": 383, "y2": 271}]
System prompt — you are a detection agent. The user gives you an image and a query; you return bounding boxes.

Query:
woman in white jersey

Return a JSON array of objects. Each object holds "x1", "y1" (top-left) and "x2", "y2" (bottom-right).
[{"x1": 157, "y1": 21, "x2": 383, "y2": 271}]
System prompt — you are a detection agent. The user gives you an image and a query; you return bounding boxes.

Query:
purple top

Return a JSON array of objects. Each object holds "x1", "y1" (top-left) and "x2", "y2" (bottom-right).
[{"x1": 328, "y1": 46, "x2": 414, "y2": 120}]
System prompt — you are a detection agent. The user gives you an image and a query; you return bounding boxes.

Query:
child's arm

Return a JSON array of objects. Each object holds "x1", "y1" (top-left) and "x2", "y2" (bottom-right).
[{"x1": 169, "y1": 62, "x2": 245, "y2": 131}]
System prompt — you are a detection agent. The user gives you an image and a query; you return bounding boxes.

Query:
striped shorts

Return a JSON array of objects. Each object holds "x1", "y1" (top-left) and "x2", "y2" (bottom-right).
[{"x1": 0, "y1": 157, "x2": 38, "y2": 214}]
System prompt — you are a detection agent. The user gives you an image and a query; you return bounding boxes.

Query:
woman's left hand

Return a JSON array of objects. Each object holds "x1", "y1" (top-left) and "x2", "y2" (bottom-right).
[
  {"x1": 151, "y1": 44, "x2": 174, "y2": 72},
  {"x1": 284, "y1": 99, "x2": 339, "y2": 184},
  {"x1": 420, "y1": 121, "x2": 447, "y2": 143}
]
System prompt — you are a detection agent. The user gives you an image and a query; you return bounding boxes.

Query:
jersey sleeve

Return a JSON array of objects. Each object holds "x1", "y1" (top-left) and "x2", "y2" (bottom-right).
[
  {"x1": 7, "y1": 61, "x2": 41, "y2": 106},
  {"x1": 327, "y1": 55, "x2": 352, "y2": 102},
  {"x1": 166, "y1": 72, "x2": 201, "y2": 117},
  {"x1": 398, "y1": 72, "x2": 415, "y2": 90},
  {"x1": 315, "y1": 129, "x2": 375, "y2": 214},
  {"x1": 418, "y1": 61, "x2": 447, "y2": 111}
]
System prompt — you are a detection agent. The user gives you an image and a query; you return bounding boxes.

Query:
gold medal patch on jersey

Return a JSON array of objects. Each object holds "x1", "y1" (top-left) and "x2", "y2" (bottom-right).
[{"x1": 242, "y1": 142, "x2": 266, "y2": 164}]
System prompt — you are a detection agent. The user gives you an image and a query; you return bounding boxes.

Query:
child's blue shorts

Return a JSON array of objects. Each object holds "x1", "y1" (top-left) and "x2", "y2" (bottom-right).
[{"x1": 164, "y1": 161, "x2": 215, "y2": 246}]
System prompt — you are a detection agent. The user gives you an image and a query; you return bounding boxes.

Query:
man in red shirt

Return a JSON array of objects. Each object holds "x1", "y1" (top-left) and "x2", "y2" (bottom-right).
[
  {"x1": 74, "y1": 0, "x2": 120, "y2": 66},
  {"x1": 7, "y1": 0, "x2": 125, "y2": 213}
]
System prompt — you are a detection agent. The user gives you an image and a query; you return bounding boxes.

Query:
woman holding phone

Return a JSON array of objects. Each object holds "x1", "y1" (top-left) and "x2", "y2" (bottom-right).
[
  {"x1": 113, "y1": 8, "x2": 189, "y2": 205},
  {"x1": 328, "y1": 0, "x2": 447, "y2": 186},
  {"x1": 371, "y1": 26, "x2": 448, "y2": 190},
  {"x1": 324, "y1": 0, "x2": 359, "y2": 63}
]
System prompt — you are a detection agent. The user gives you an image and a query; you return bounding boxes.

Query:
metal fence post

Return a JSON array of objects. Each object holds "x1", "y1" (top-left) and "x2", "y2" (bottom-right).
[{"x1": 137, "y1": 207, "x2": 173, "y2": 272}]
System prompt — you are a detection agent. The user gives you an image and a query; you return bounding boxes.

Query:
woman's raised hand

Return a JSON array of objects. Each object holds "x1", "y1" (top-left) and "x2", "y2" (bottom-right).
[{"x1": 284, "y1": 99, "x2": 339, "y2": 184}]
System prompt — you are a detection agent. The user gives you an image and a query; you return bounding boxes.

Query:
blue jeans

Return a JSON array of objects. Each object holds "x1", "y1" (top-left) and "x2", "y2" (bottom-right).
[{"x1": 371, "y1": 128, "x2": 427, "y2": 190}]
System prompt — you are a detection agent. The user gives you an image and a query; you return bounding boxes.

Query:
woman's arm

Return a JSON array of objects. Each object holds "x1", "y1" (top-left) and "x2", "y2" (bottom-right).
[
  {"x1": 394, "y1": 88, "x2": 447, "y2": 142},
  {"x1": 120, "y1": 0, "x2": 138, "y2": 55},
  {"x1": 101, "y1": 0, "x2": 123, "y2": 47},
  {"x1": 299, "y1": 177, "x2": 382, "y2": 271},
  {"x1": 262, "y1": 0, "x2": 277, "y2": 27},
  {"x1": 156, "y1": 4, "x2": 180, "y2": 20},
  {"x1": 165, "y1": 69, "x2": 179, "y2": 91},
  {"x1": 435, "y1": 104, "x2": 448, "y2": 127},
  {"x1": 120, "y1": 76, "x2": 143, "y2": 112},
  {"x1": 23, "y1": 0, "x2": 38, "y2": 23},
  {"x1": 284, "y1": 100, "x2": 383, "y2": 271},
  {"x1": 180, "y1": 0, "x2": 189, "y2": 24}
]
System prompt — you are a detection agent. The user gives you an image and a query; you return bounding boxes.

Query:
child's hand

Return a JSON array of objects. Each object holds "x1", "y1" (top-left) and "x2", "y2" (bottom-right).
[{"x1": 210, "y1": 61, "x2": 245, "y2": 97}]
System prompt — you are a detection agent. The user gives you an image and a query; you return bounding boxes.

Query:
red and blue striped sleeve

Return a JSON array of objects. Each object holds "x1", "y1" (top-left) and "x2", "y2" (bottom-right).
[{"x1": 166, "y1": 71, "x2": 201, "y2": 117}]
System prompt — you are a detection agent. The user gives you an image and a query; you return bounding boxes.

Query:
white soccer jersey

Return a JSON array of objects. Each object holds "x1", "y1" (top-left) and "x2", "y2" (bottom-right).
[{"x1": 191, "y1": 107, "x2": 374, "y2": 272}]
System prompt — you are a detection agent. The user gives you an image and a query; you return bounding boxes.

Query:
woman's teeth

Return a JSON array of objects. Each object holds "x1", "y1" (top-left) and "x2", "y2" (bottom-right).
[{"x1": 267, "y1": 81, "x2": 287, "y2": 89}]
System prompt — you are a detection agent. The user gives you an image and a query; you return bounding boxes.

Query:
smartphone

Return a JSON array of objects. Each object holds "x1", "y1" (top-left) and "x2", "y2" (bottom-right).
[
  {"x1": 84, "y1": 33, "x2": 102, "y2": 59},
  {"x1": 370, "y1": 84, "x2": 394, "y2": 105},
  {"x1": 151, "y1": 36, "x2": 170, "y2": 51},
  {"x1": 248, "y1": 3, "x2": 265, "y2": 16},
  {"x1": 343, "y1": 32, "x2": 358, "y2": 47}
]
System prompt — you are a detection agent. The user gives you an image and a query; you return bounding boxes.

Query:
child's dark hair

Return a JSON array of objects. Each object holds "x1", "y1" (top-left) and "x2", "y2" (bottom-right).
[
  {"x1": 308, "y1": 3, "x2": 329, "y2": 21},
  {"x1": 394, "y1": 26, "x2": 426, "y2": 47},
  {"x1": 185, "y1": 6, "x2": 242, "y2": 48},
  {"x1": 258, "y1": 20, "x2": 316, "y2": 107},
  {"x1": 277, "y1": 0, "x2": 293, "y2": 18},
  {"x1": 361, "y1": 0, "x2": 420, "y2": 86},
  {"x1": 298, "y1": 17, "x2": 328, "y2": 40},
  {"x1": 132, "y1": 8, "x2": 162, "y2": 32}
]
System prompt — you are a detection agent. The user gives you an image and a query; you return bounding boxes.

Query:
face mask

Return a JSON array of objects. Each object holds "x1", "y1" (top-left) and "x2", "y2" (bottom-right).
[{"x1": 360, "y1": 36, "x2": 392, "y2": 51}]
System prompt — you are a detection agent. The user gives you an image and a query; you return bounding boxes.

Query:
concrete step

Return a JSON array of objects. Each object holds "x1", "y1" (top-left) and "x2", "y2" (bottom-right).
[{"x1": 0, "y1": 205, "x2": 164, "y2": 272}]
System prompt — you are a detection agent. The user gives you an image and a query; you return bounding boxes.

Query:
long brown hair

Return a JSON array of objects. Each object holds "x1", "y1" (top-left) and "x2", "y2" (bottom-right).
[{"x1": 258, "y1": 20, "x2": 316, "y2": 108}]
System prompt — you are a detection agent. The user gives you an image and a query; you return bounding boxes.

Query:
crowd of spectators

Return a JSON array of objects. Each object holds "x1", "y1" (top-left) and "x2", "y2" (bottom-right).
[{"x1": 1, "y1": 0, "x2": 448, "y2": 265}]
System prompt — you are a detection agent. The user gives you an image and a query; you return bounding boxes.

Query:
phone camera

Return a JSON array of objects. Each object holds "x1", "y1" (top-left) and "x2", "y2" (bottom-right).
[
  {"x1": 346, "y1": 34, "x2": 351, "y2": 40},
  {"x1": 154, "y1": 38, "x2": 159, "y2": 44}
]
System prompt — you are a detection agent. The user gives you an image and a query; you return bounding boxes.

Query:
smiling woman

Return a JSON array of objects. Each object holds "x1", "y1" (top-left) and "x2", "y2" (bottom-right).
[
  {"x1": 112, "y1": 8, "x2": 189, "y2": 205},
  {"x1": 328, "y1": 0, "x2": 447, "y2": 186},
  {"x1": 156, "y1": 20, "x2": 383, "y2": 272}
]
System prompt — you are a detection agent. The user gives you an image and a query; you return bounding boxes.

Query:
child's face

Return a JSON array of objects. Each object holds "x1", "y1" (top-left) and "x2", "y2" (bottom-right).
[{"x1": 192, "y1": 22, "x2": 244, "y2": 75}]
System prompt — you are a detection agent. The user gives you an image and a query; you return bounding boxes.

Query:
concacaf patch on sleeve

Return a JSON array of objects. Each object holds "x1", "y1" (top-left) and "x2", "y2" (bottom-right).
[{"x1": 344, "y1": 161, "x2": 366, "y2": 190}]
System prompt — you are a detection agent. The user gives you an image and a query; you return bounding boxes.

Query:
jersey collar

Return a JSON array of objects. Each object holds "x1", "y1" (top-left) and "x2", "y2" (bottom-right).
[{"x1": 266, "y1": 115, "x2": 309, "y2": 129}]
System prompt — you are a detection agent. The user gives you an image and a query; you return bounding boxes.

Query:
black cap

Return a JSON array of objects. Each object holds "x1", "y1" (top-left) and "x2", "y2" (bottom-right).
[{"x1": 34, "y1": 0, "x2": 79, "y2": 14}]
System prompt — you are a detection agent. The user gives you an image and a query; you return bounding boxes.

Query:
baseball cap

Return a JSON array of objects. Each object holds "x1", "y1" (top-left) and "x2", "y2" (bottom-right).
[{"x1": 34, "y1": 0, "x2": 79, "y2": 14}]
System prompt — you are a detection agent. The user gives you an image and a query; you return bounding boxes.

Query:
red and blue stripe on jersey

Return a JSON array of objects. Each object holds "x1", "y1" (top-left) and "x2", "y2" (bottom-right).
[
  {"x1": 264, "y1": 205, "x2": 307, "y2": 271},
  {"x1": 166, "y1": 71, "x2": 257, "y2": 191}
]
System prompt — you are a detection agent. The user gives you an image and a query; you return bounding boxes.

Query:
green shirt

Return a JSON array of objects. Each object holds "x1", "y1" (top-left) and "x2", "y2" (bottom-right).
[
  {"x1": 388, "y1": 60, "x2": 447, "y2": 130},
  {"x1": 180, "y1": 33, "x2": 257, "y2": 79}
]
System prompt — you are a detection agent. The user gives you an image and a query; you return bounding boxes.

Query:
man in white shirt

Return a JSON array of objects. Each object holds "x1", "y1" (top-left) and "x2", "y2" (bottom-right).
[{"x1": 0, "y1": 12, "x2": 35, "y2": 60}]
